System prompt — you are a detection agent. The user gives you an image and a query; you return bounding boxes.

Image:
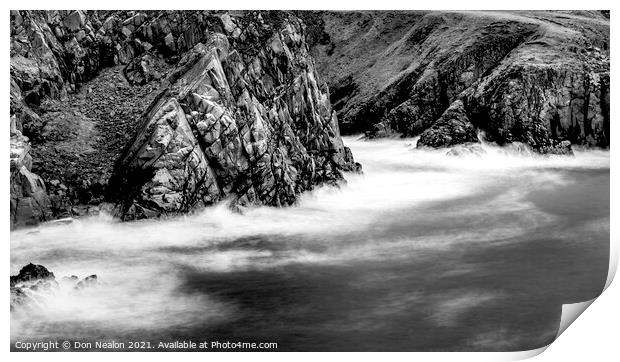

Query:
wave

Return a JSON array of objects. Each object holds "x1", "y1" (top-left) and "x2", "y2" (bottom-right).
[{"x1": 10, "y1": 136, "x2": 609, "y2": 341}]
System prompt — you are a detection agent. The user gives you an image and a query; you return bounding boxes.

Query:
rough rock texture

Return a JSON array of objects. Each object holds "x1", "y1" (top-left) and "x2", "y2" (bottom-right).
[
  {"x1": 10, "y1": 263, "x2": 55, "y2": 285},
  {"x1": 28, "y1": 66, "x2": 163, "y2": 220},
  {"x1": 10, "y1": 116, "x2": 52, "y2": 227},
  {"x1": 10, "y1": 263, "x2": 98, "y2": 311},
  {"x1": 9, "y1": 9, "x2": 157, "y2": 227},
  {"x1": 302, "y1": 11, "x2": 610, "y2": 152},
  {"x1": 417, "y1": 100, "x2": 478, "y2": 148},
  {"x1": 10, "y1": 263, "x2": 56, "y2": 310},
  {"x1": 110, "y1": 13, "x2": 360, "y2": 220},
  {"x1": 10, "y1": 10, "x2": 360, "y2": 227},
  {"x1": 75, "y1": 274, "x2": 98, "y2": 290}
]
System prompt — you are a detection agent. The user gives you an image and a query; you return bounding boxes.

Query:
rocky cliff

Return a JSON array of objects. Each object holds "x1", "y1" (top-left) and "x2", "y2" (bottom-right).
[
  {"x1": 9, "y1": 10, "x2": 610, "y2": 227},
  {"x1": 302, "y1": 11, "x2": 610, "y2": 152},
  {"x1": 10, "y1": 10, "x2": 360, "y2": 227}
]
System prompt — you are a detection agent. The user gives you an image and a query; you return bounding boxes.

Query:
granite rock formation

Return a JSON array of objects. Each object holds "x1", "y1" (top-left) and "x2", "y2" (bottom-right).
[
  {"x1": 302, "y1": 11, "x2": 610, "y2": 152},
  {"x1": 9, "y1": 10, "x2": 360, "y2": 227},
  {"x1": 108, "y1": 12, "x2": 360, "y2": 219}
]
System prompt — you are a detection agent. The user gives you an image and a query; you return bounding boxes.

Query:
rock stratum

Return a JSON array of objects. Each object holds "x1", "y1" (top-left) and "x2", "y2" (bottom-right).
[
  {"x1": 10, "y1": 10, "x2": 360, "y2": 227},
  {"x1": 301, "y1": 11, "x2": 610, "y2": 152}
]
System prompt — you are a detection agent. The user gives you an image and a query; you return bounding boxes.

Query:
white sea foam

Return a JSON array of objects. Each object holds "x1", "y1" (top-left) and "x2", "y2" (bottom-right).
[{"x1": 10, "y1": 136, "x2": 609, "y2": 339}]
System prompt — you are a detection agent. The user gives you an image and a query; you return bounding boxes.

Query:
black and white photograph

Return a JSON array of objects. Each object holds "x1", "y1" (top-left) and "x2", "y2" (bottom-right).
[{"x1": 7, "y1": 2, "x2": 615, "y2": 357}]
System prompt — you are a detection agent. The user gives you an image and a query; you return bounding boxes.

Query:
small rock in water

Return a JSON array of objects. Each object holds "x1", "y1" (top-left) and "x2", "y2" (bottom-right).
[
  {"x1": 541, "y1": 140, "x2": 574, "y2": 156},
  {"x1": 10, "y1": 263, "x2": 57, "y2": 310},
  {"x1": 75, "y1": 274, "x2": 98, "y2": 290},
  {"x1": 10, "y1": 288, "x2": 28, "y2": 311},
  {"x1": 10, "y1": 263, "x2": 99, "y2": 311},
  {"x1": 10, "y1": 263, "x2": 55, "y2": 286}
]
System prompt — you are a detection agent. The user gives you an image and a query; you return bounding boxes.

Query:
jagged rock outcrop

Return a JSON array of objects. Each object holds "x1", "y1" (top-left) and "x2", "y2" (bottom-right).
[
  {"x1": 10, "y1": 263, "x2": 98, "y2": 311},
  {"x1": 10, "y1": 116, "x2": 52, "y2": 227},
  {"x1": 10, "y1": 10, "x2": 360, "y2": 226},
  {"x1": 10, "y1": 263, "x2": 55, "y2": 285},
  {"x1": 464, "y1": 40, "x2": 609, "y2": 151},
  {"x1": 10, "y1": 263, "x2": 56, "y2": 310},
  {"x1": 302, "y1": 11, "x2": 610, "y2": 152},
  {"x1": 417, "y1": 100, "x2": 477, "y2": 148},
  {"x1": 110, "y1": 13, "x2": 360, "y2": 219}
]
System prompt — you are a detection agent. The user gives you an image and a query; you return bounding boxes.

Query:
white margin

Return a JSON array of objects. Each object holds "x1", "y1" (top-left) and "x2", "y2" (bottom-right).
[{"x1": 2, "y1": 1, "x2": 617, "y2": 361}]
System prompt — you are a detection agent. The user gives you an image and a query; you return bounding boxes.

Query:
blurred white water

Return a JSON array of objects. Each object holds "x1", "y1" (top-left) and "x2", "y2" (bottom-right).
[{"x1": 10, "y1": 136, "x2": 610, "y2": 342}]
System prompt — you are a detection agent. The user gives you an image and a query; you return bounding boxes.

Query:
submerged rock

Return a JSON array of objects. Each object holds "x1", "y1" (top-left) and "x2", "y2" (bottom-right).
[
  {"x1": 10, "y1": 263, "x2": 98, "y2": 311},
  {"x1": 10, "y1": 114, "x2": 52, "y2": 228},
  {"x1": 540, "y1": 140, "x2": 573, "y2": 156},
  {"x1": 445, "y1": 144, "x2": 487, "y2": 158},
  {"x1": 75, "y1": 275, "x2": 98, "y2": 290},
  {"x1": 365, "y1": 122, "x2": 402, "y2": 139},
  {"x1": 61, "y1": 275, "x2": 79, "y2": 285},
  {"x1": 446, "y1": 139, "x2": 573, "y2": 158},
  {"x1": 10, "y1": 263, "x2": 57, "y2": 311},
  {"x1": 504, "y1": 142, "x2": 534, "y2": 156},
  {"x1": 10, "y1": 263, "x2": 55, "y2": 286},
  {"x1": 109, "y1": 12, "x2": 360, "y2": 220}
]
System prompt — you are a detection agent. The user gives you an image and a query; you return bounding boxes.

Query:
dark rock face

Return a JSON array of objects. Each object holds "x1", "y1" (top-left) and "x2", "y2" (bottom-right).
[
  {"x1": 10, "y1": 263, "x2": 56, "y2": 310},
  {"x1": 10, "y1": 122, "x2": 53, "y2": 227},
  {"x1": 543, "y1": 140, "x2": 573, "y2": 156},
  {"x1": 10, "y1": 263, "x2": 98, "y2": 311},
  {"x1": 109, "y1": 12, "x2": 360, "y2": 220},
  {"x1": 303, "y1": 11, "x2": 610, "y2": 151},
  {"x1": 10, "y1": 263, "x2": 55, "y2": 286},
  {"x1": 9, "y1": 9, "x2": 155, "y2": 227},
  {"x1": 10, "y1": 10, "x2": 360, "y2": 227},
  {"x1": 417, "y1": 100, "x2": 478, "y2": 148},
  {"x1": 465, "y1": 54, "x2": 609, "y2": 151}
]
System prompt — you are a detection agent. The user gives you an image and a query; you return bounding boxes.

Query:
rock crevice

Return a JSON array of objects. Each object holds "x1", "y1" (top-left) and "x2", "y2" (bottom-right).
[
  {"x1": 109, "y1": 13, "x2": 360, "y2": 219},
  {"x1": 10, "y1": 10, "x2": 360, "y2": 226},
  {"x1": 302, "y1": 11, "x2": 609, "y2": 152}
]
